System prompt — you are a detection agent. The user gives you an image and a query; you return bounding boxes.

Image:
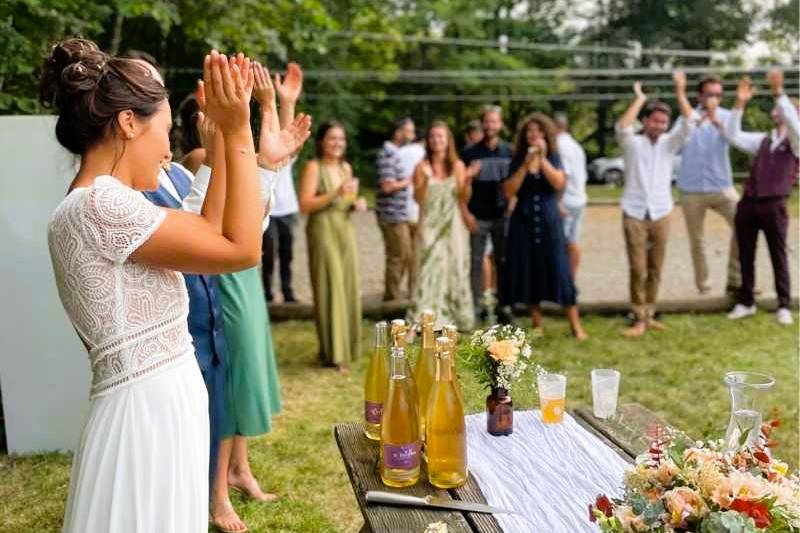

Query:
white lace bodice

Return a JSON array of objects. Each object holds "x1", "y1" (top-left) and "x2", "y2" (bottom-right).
[{"x1": 48, "y1": 176, "x2": 194, "y2": 398}]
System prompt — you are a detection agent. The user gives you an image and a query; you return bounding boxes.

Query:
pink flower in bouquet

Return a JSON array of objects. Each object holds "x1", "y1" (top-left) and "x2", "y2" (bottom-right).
[
  {"x1": 663, "y1": 487, "x2": 709, "y2": 527},
  {"x1": 615, "y1": 505, "x2": 647, "y2": 531},
  {"x1": 711, "y1": 471, "x2": 768, "y2": 508},
  {"x1": 684, "y1": 446, "x2": 725, "y2": 467},
  {"x1": 654, "y1": 461, "x2": 680, "y2": 486},
  {"x1": 488, "y1": 340, "x2": 519, "y2": 364}
]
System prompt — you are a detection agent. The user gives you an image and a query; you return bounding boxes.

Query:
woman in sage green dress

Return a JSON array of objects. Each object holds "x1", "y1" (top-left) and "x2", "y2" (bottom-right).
[
  {"x1": 299, "y1": 120, "x2": 367, "y2": 372},
  {"x1": 411, "y1": 121, "x2": 475, "y2": 331}
]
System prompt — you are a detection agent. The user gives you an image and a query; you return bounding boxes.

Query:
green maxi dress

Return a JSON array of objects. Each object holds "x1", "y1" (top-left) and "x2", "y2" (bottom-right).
[
  {"x1": 306, "y1": 163, "x2": 362, "y2": 366},
  {"x1": 410, "y1": 174, "x2": 475, "y2": 331},
  {"x1": 219, "y1": 267, "x2": 282, "y2": 437}
]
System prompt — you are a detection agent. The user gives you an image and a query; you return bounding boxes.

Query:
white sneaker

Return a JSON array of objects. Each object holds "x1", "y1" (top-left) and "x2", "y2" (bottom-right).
[
  {"x1": 727, "y1": 304, "x2": 757, "y2": 320},
  {"x1": 776, "y1": 308, "x2": 794, "y2": 326}
]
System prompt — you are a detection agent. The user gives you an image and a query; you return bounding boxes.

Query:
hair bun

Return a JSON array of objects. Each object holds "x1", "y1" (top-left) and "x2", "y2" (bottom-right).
[{"x1": 40, "y1": 38, "x2": 109, "y2": 108}]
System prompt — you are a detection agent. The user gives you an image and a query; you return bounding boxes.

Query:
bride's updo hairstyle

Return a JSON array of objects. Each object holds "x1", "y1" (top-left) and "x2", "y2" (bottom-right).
[{"x1": 39, "y1": 38, "x2": 167, "y2": 155}]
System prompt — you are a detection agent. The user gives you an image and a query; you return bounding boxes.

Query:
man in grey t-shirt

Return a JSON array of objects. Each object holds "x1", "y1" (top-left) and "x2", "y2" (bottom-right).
[{"x1": 376, "y1": 117, "x2": 417, "y2": 301}]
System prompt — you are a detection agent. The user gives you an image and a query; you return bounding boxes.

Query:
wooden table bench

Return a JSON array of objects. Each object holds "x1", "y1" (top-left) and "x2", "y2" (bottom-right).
[{"x1": 334, "y1": 403, "x2": 672, "y2": 533}]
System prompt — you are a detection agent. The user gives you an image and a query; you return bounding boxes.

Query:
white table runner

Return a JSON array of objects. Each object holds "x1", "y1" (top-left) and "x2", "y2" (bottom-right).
[{"x1": 465, "y1": 410, "x2": 629, "y2": 532}]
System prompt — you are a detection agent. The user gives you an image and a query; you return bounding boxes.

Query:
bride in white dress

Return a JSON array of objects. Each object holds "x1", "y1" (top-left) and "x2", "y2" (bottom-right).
[{"x1": 43, "y1": 39, "x2": 311, "y2": 532}]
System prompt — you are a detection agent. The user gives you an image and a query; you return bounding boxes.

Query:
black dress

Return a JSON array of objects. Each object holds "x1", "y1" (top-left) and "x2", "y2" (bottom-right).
[{"x1": 504, "y1": 153, "x2": 577, "y2": 306}]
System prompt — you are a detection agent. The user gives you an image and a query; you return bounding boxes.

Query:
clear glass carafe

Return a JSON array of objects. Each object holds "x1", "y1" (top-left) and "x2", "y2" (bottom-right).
[{"x1": 723, "y1": 371, "x2": 775, "y2": 452}]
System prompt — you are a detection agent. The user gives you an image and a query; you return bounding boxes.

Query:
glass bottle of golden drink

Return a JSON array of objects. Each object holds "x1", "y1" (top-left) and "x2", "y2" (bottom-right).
[
  {"x1": 426, "y1": 337, "x2": 468, "y2": 488},
  {"x1": 380, "y1": 346, "x2": 421, "y2": 487},
  {"x1": 390, "y1": 319, "x2": 418, "y2": 415},
  {"x1": 442, "y1": 325, "x2": 460, "y2": 380},
  {"x1": 413, "y1": 310, "x2": 437, "y2": 439},
  {"x1": 364, "y1": 321, "x2": 389, "y2": 440}
]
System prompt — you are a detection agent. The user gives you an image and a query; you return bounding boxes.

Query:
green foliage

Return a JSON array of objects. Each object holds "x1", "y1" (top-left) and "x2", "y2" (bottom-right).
[
  {"x1": 0, "y1": 0, "x2": 111, "y2": 113},
  {"x1": 700, "y1": 511, "x2": 758, "y2": 533},
  {"x1": 2, "y1": 0, "x2": 795, "y2": 180},
  {"x1": 585, "y1": 0, "x2": 753, "y2": 55}
]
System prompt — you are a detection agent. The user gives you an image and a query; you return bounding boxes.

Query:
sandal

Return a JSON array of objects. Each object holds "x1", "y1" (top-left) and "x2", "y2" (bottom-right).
[{"x1": 228, "y1": 476, "x2": 279, "y2": 503}]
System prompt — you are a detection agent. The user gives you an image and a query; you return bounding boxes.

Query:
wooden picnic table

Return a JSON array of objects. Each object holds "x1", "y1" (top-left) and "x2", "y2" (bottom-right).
[{"x1": 334, "y1": 403, "x2": 672, "y2": 533}]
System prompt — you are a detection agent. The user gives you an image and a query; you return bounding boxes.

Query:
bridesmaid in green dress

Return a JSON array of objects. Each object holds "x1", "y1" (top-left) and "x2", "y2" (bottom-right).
[
  {"x1": 210, "y1": 61, "x2": 304, "y2": 533},
  {"x1": 411, "y1": 121, "x2": 475, "y2": 331},
  {"x1": 299, "y1": 120, "x2": 366, "y2": 373}
]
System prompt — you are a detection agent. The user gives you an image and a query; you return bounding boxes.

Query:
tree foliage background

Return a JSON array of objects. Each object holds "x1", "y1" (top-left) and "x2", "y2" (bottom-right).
[{"x1": 2, "y1": 0, "x2": 797, "y2": 177}]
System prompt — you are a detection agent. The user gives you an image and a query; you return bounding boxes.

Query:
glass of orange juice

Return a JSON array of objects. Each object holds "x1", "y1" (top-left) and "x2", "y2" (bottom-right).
[{"x1": 538, "y1": 373, "x2": 566, "y2": 424}]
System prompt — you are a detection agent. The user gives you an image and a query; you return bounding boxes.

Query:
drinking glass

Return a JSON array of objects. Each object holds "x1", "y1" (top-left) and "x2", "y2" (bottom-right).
[
  {"x1": 538, "y1": 373, "x2": 566, "y2": 424},
  {"x1": 591, "y1": 369, "x2": 620, "y2": 419}
]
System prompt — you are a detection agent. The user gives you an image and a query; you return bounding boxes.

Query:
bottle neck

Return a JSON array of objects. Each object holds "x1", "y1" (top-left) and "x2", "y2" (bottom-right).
[
  {"x1": 436, "y1": 352, "x2": 453, "y2": 382},
  {"x1": 390, "y1": 347, "x2": 407, "y2": 378},
  {"x1": 375, "y1": 322, "x2": 388, "y2": 348},
  {"x1": 422, "y1": 323, "x2": 434, "y2": 350},
  {"x1": 391, "y1": 322, "x2": 407, "y2": 348}
]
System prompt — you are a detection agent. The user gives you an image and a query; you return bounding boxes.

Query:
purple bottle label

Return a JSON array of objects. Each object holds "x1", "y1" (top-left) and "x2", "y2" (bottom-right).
[
  {"x1": 383, "y1": 442, "x2": 421, "y2": 469},
  {"x1": 365, "y1": 401, "x2": 383, "y2": 424}
]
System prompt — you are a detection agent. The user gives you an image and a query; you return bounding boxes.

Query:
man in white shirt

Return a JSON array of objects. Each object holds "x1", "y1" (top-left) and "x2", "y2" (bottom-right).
[
  {"x1": 555, "y1": 113, "x2": 588, "y2": 278},
  {"x1": 395, "y1": 134, "x2": 426, "y2": 296},
  {"x1": 616, "y1": 71, "x2": 698, "y2": 337},
  {"x1": 263, "y1": 160, "x2": 299, "y2": 302}
]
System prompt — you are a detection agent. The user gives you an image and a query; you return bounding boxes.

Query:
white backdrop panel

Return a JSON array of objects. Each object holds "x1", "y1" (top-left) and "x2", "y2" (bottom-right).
[{"x1": 0, "y1": 115, "x2": 90, "y2": 454}]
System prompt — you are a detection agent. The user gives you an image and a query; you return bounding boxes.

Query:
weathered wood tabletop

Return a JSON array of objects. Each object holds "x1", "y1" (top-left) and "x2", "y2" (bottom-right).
[{"x1": 334, "y1": 403, "x2": 672, "y2": 533}]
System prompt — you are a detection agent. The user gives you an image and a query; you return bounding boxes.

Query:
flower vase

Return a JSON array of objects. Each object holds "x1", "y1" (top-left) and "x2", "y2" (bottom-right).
[
  {"x1": 486, "y1": 386, "x2": 513, "y2": 436},
  {"x1": 723, "y1": 371, "x2": 774, "y2": 452}
]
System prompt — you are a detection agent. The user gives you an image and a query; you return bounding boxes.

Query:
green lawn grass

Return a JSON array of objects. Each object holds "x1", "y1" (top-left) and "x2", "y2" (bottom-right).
[{"x1": 0, "y1": 313, "x2": 797, "y2": 532}]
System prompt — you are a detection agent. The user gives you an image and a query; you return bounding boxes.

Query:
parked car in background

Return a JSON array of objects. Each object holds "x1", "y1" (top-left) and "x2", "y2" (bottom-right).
[
  {"x1": 588, "y1": 157, "x2": 624, "y2": 185},
  {"x1": 588, "y1": 156, "x2": 682, "y2": 186}
]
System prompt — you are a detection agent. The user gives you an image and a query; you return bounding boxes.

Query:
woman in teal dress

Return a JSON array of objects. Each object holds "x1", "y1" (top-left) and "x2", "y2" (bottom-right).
[{"x1": 207, "y1": 61, "x2": 300, "y2": 532}]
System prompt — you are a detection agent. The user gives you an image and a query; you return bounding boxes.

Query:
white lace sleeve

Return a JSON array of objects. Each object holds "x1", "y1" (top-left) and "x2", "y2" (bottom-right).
[{"x1": 82, "y1": 177, "x2": 166, "y2": 264}]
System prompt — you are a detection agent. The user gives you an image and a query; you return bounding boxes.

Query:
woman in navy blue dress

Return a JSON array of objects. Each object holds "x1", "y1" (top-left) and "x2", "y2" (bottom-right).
[{"x1": 503, "y1": 113, "x2": 587, "y2": 340}]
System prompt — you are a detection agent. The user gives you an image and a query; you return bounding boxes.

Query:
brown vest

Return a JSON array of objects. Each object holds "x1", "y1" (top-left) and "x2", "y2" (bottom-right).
[{"x1": 744, "y1": 134, "x2": 798, "y2": 198}]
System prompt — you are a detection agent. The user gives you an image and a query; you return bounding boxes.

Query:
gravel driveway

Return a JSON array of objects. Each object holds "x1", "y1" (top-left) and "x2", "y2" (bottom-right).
[{"x1": 268, "y1": 206, "x2": 798, "y2": 306}]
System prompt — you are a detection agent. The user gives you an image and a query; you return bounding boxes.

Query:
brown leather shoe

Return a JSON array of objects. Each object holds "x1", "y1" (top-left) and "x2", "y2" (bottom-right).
[{"x1": 622, "y1": 321, "x2": 647, "y2": 337}]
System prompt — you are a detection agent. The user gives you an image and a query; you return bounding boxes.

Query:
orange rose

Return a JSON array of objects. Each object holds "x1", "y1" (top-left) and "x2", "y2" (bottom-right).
[{"x1": 488, "y1": 340, "x2": 519, "y2": 364}]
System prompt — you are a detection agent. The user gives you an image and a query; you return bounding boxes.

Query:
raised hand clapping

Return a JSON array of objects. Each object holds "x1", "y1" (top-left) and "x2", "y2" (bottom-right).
[
  {"x1": 259, "y1": 113, "x2": 313, "y2": 166},
  {"x1": 767, "y1": 68, "x2": 784, "y2": 96},
  {"x1": 633, "y1": 81, "x2": 647, "y2": 100},
  {"x1": 275, "y1": 62, "x2": 304, "y2": 104},
  {"x1": 672, "y1": 69, "x2": 687, "y2": 95},
  {"x1": 194, "y1": 81, "x2": 217, "y2": 157},
  {"x1": 253, "y1": 61, "x2": 277, "y2": 113},
  {"x1": 202, "y1": 51, "x2": 253, "y2": 134},
  {"x1": 736, "y1": 76, "x2": 755, "y2": 107}
]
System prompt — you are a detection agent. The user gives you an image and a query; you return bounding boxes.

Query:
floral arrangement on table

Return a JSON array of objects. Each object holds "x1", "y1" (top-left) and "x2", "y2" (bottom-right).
[
  {"x1": 458, "y1": 324, "x2": 541, "y2": 391},
  {"x1": 589, "y1": 416, "x2": 800, "y2": 533}
]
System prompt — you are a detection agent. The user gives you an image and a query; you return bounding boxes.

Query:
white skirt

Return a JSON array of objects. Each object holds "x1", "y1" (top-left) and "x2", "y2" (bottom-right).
[{"x1": 63, "y1": 354, "x2": 210, "y2": 533}]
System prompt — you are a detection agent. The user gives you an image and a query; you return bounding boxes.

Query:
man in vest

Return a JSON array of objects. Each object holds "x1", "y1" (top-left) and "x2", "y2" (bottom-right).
[{"x1": 725, "y1": 69, "x2": 798, "y2": 325}]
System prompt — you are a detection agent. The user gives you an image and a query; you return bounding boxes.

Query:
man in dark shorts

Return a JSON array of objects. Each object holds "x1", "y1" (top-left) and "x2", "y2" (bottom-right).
[{"x1": 461, "y1": 105, "x2": 513, "y2": 323}]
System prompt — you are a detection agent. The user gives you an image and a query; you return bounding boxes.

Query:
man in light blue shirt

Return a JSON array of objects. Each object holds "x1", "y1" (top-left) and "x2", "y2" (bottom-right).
[{"x1": 674, "y1": 76, "x2": 741, "y2": 295}]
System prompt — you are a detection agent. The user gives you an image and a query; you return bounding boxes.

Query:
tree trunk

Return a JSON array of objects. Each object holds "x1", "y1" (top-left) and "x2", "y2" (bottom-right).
[{"x1": 109, "y1": 9, "x2": 125, "y2": 55}]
